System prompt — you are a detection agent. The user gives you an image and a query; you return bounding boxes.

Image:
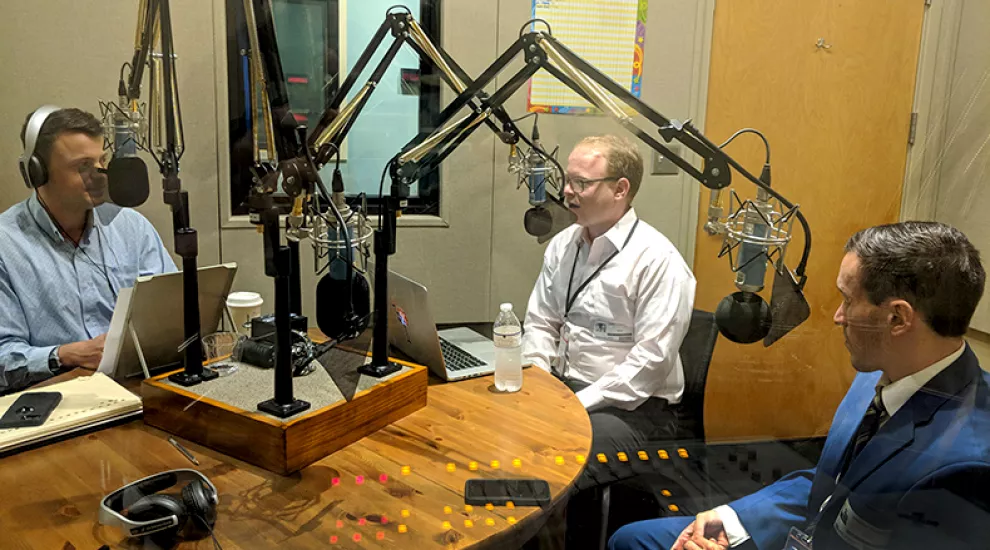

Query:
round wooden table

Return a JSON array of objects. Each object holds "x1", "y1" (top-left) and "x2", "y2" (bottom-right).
[{"x1": 0, "y1": 366, "x2": 591, "y2": 549}]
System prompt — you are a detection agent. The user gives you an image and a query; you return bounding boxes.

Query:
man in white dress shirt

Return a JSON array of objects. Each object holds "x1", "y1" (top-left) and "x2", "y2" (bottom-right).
[
  {"x1": 521, "y1": 135, "x2": 697, "y2": 547},
  {"x1": 524, "y1": 134, "x2": 696, "y2": 456}
]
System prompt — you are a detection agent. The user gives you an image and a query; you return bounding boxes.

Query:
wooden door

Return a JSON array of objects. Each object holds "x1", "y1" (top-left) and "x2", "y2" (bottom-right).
[{"x1": 696, "y1": 0, "x2": 927, "y2": 441}]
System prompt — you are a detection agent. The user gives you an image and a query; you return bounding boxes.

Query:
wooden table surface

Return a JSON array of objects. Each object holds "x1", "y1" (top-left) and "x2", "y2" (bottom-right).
[{"x1": 0, "y1": 365, "x2": 591, "y2": 549}]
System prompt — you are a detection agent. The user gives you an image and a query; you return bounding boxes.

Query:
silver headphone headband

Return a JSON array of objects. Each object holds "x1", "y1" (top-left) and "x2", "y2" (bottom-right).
[
  {"x1": 18, "y1": 105, "x2": 61, "y2": 173},
  {"x1": 99, "y1": 469, "x2": 217, "y2": 537}
]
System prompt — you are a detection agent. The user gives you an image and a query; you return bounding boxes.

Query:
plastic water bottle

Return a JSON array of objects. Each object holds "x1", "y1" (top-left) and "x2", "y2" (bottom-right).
[{"x1": 494, "y1": 303, "x2": 523, "y2": 392}]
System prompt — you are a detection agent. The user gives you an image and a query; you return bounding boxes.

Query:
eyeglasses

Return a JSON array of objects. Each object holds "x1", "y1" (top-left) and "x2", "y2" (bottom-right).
[{"x1": 564, "y1": 176, "x2": 619, "y2": 192}]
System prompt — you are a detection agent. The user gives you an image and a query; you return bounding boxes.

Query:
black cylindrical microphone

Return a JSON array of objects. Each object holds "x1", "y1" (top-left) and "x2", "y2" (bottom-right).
[
  {"x1": 715, "y1": 291, "x2": 772, "y2": 344},
  {"x1": 107, "y1": 156, "x2": 150, "y2": 207}
]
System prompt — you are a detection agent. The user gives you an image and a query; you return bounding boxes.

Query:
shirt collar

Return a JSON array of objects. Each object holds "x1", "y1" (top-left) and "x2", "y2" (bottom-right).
[
  {"x1": 26, "y1": 193, "x2": 97, "y2": 245},
  {"x1": 878, "y1": 342, "x2": 966, "y2": 417},
  {"x1": 574, "y1": 207, "x2": 639, "y2": 250},
  {"x1": 27, "y1": 193, "x2": 64, "y2": 243}
]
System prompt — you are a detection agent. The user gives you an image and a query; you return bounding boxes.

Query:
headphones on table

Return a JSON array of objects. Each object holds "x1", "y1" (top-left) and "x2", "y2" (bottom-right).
[
  {"x1": 18, "y1": 104, "x2": 61, "y2": 189},
  {"x1": 99, "y1": 469, "x2": 219, "y2": 546}
]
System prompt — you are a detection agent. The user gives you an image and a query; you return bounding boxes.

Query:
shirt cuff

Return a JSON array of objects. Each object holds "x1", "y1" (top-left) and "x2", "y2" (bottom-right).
[
  {"x1": 29, "y1": 345, "x2": 59, "y2": 377},
  {"x1": 576, "y1": 385, "x2": 605, "y2": 411},
  {"x1": 714, "y1": 505, "x2": 751, "y2": 547}
]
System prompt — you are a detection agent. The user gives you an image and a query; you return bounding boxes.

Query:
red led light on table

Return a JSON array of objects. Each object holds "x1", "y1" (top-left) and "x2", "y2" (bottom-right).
[
  {"x1": 358, "y1": 518, "x2": 366, "y2": 526},
  {"x1": 376, "y1": 531, "x2": 385, "y2": 540},
  {"x1": 336, "y1": 520, "x2": 343, "y2": 528},
  {"x1": 330, "y1": 535, "x2": 338, "y2": 544},
  {"x1": 353, "y1": 533, "x2": 362, "y2": 542},
  {"x1": 381, "y1": 516, "x2": 389, "y2": 524},
  {"x1": 331, "y1": 477, "x2": 340, "y2": 486},
  {"x1": 355, "y1": 475, "x2": 365, "y2": 485},
  {"x1": 379, "y1": 473, "x2": 389, "y2": 483}
]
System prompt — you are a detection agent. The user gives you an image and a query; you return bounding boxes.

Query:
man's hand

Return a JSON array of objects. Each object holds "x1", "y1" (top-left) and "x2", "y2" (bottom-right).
[
  {"x1": 58, "y1": 333, "x2": 107, "y2": 371},
  {"x1": 671, "y1": 510, "x2": 730, "y2": 550}
]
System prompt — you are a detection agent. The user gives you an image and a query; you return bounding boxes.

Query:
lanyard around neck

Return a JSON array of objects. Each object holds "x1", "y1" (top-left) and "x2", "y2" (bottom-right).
[{"x1": 564, "y1": 218, "x2": 639, "y2": 317}]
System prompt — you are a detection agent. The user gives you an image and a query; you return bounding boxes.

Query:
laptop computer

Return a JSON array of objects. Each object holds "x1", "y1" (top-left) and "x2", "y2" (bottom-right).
[{"x1": 386, "y1": 270, "x2": 497, "y2": 381}]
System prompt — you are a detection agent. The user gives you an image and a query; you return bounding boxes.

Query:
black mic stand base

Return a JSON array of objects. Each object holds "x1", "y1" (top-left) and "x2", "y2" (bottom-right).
[
  {"x1": 358, "y1": 362, "x2": 401, "y2": 378},
  {"x1": 169, "y1": 369, "x2": 219, "y2": 387},
  {"x1": 257, "y1": 398, "x2": 311, "y2": 418}
]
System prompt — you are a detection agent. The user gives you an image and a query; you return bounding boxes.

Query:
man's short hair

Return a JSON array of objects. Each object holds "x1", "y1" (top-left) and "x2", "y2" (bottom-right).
[
  {"x1": 845, "y1": 221, "x2": 986, "y2": 337},
  {"x1": 576, "y1": 134, "x2": 644, "y2": 201},
  {"x1": 19, "y1": 107, "x2": 103, "y2": 165}
]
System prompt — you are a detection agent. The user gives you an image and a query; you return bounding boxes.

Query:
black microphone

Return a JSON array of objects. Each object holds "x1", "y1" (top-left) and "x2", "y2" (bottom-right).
[
  {"x1": 106, "y1": 156, "x2": 150, "y2": 207},
  {"x1": 314, "y1": 162, "x2": 371, "y2": 340},
  {"x1": 104, "y1": 83, "x2": 150, "y2": 207},
  {"x1": 715, "y1": 291, "x2": 771, "y2": 344}
]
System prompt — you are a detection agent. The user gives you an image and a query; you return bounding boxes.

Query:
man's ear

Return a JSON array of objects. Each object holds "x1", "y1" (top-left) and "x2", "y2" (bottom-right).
[
  {"x1": 613, "y1": 177, "x2": 630, "y2": 201},
  {"x1": 887, "y1": 299, "x2": 916, "y2": 337}
]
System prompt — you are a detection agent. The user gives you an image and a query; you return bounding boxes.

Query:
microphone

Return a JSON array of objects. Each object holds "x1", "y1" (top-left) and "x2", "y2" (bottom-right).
[
  {"x1": 313, "y1": 161, "x2": 372, "y2": 341},
  {"x1": 106, "y1": 157, "x2": 150, "y2": 207},
  {"x1": 715, "y1": 186, "x2": 774, "y2": 344},
  {"x1": 514, "y1": 116, "x2": 576, "y2": 240},
  {"x1": 101, "y1": 84, "x2": 150, "y2": 207},
  {"x1": 527, "y1": 122, "x2": 547, "y2": 206}
]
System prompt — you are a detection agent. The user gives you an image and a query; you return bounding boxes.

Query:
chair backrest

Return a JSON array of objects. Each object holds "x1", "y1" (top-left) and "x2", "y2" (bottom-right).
[{"x1": 677, "y1": 309, "x2": 719, "y2": 439}]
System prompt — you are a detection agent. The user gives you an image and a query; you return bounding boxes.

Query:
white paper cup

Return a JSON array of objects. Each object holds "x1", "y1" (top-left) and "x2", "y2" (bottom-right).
[{"x1": 226, "y1": 291, "x2": 263, "y2": 336}]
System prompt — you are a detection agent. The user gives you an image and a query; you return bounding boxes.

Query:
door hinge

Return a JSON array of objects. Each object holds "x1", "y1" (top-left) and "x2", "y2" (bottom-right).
[
  {"x1": 908, "y1": 112, "x2": 919, "y2": 145},
  {"x1": 925, "y1": 0, "x2": 932, "y2": 7}
]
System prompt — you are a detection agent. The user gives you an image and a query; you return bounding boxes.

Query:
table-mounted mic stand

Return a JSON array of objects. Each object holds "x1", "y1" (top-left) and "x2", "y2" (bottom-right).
[
  {"x1": 256, "y1": 207, "x2": 311, "y2": 418},
  {"x1": 164, "y1": 180, "x2": 218, "y2": 387},
  {"x1": 362, "y1": 177, "x2": 402, "y2": 378}
]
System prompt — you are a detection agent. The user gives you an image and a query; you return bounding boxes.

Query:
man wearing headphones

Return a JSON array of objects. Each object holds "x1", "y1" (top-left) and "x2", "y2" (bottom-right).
[{"x1": 0, "y1": 106, "x2": 175, "y2": 394}]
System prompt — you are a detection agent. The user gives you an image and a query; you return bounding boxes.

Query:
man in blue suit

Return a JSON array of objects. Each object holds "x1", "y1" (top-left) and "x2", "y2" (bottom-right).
[{"x1": 610, "y1": 221, "x2": 990, "y2": 550}]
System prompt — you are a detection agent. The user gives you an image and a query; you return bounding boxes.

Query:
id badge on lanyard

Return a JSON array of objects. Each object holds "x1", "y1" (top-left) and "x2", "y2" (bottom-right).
[
  {"x1": 553, "y1": 219, "x2": 639, "y2": 380},
  {"x1": 783, "y1": 527, "x2": 813, "y2": 550}
]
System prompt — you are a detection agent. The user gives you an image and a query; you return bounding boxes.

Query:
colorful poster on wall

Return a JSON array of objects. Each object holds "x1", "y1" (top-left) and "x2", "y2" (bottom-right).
[{"x1": 527, "y1": 0, "x2": 648, "y2": 115}]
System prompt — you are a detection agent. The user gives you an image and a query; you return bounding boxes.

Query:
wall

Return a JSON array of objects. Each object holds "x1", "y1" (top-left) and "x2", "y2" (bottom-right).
[
  {"x1": 930, "y1": 0, "x2": 990, "y2": 333},
  {"x1": 0, "y1": 0, "x2": 222, "y2": 270}
]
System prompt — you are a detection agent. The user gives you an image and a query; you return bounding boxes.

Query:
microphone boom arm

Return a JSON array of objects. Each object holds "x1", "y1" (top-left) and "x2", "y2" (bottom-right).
[{"x1": 392, "y1": 29, "x2": 811, "y2": 289}]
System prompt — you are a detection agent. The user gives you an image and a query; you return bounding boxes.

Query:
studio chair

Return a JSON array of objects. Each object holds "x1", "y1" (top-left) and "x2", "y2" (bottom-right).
[{"x1": 596, "y1": 309, "x2": 719, "y2": 549}]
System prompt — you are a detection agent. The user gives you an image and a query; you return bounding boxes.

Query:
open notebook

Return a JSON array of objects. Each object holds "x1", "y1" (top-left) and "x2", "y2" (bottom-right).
[{"x1": 0, "y1": 373, "x2": 142, "y2": 454}]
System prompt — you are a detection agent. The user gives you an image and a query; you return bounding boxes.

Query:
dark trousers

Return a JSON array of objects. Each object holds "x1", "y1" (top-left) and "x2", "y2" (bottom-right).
[{"x1": 560, "y1": 379, "x2": 688, "y2": 549}]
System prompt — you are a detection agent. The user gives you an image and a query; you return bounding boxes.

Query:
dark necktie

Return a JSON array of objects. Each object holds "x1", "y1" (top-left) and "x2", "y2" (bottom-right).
[
  {"x1": 843, "y1": 385, "x2": 889, "y2": 474},
  {"x1": 807, "y1": 386, "x2": 890, "y2": 537}
]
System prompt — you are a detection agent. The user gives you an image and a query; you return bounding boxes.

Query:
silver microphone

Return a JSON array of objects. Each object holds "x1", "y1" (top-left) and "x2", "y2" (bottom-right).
[
  {"x1": 98, "y1": 92, "x2": 150, "y2": 207},
  {"x1": 715, "y1": 187, "x2": 798, "y2": 344}
]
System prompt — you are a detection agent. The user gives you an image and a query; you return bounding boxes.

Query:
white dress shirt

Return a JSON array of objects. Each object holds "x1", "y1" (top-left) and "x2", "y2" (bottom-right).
[
  {"x1": 715, "y1": 342, "x2": 968, "y2": 547},
  {"x1": 521, "y1": 208, "x2": 696, "y2": 412}
]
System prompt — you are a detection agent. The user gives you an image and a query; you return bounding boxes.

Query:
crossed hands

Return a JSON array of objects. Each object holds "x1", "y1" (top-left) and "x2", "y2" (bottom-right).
[{"x1": 671, "y1": 510, "x2": 730, "y2": 550}]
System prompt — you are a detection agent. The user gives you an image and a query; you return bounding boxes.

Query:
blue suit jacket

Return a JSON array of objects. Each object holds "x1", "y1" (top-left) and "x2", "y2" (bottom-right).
[{"x1": 729, "y1": 345, "x2": 990, "y2": 549}]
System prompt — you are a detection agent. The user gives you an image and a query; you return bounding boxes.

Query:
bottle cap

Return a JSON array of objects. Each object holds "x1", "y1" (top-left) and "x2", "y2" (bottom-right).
[{"x1": 500, "y1": 303, "x2": 513, "y2": 312}]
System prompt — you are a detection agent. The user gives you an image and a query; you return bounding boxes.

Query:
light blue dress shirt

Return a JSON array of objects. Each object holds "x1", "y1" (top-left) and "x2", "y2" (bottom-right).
[{"x1": 0, "y1": 194, "x2": 176, "y2": 393}]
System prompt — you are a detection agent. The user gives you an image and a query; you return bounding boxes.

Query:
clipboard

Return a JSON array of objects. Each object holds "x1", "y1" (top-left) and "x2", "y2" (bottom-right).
[{"x1": 99, "y1": 263, "x2": 238, "y2": 380}]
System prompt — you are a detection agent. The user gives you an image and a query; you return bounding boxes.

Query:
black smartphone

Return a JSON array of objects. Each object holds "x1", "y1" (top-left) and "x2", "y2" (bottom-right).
[
  {"x1": 0, "y1": 392, "x2": 62, "y2": 428},
  {"x1": 464, "y1": 478, "x2": 551, "y2": 507}
]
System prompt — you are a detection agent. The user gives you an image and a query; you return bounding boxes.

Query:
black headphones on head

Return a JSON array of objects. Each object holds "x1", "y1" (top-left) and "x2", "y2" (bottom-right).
[
  {"x1": 19, "y1": 104, "x2": 61, "y2": 189},
  {"x1": 100, "y1": 469, "x2": 218, "y2": 546}
]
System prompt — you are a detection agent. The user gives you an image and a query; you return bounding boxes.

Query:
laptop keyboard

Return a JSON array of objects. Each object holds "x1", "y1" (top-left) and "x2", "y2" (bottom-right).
[{"x1": 439, "y1": 337, "x2": 486, "y2": 371}]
